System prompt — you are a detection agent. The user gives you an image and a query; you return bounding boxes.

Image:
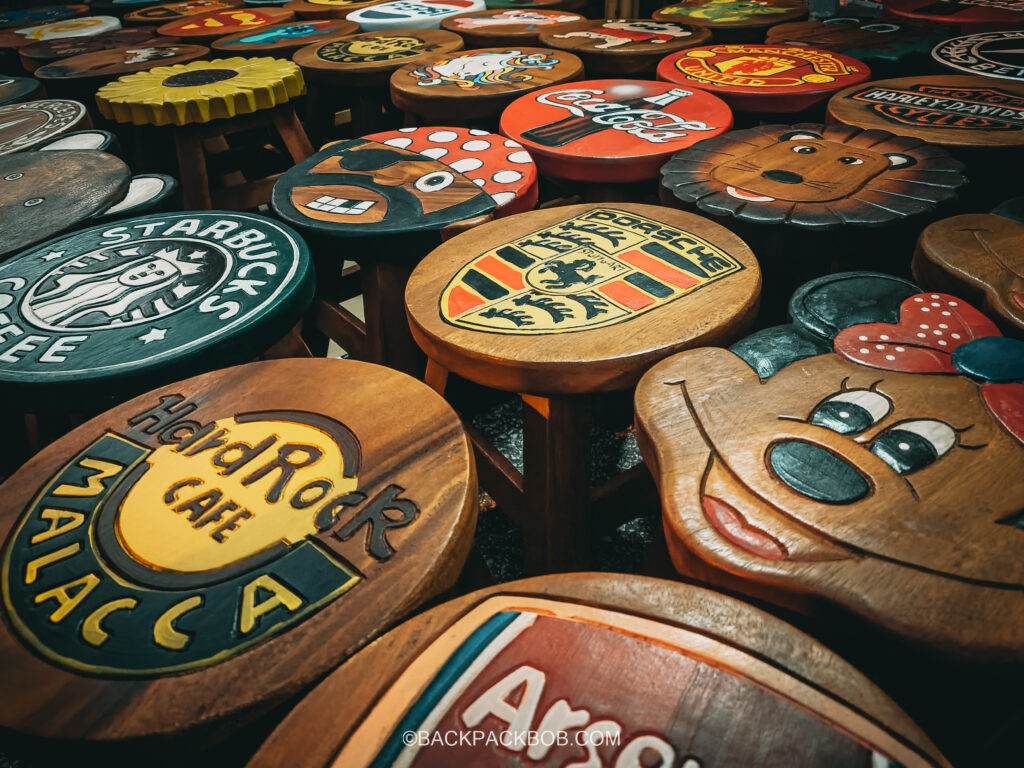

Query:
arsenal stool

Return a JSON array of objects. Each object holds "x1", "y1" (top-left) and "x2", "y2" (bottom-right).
[
  {"x1": 885, "y1": 0, "x2": 1024, "y2": 34},
  {"x1": 405, "y1": 202, "x2": 760, "y2": 572}
]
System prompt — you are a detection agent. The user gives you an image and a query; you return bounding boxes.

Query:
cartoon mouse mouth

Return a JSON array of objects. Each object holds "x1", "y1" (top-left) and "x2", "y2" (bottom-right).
[
  {"x1": 725, "y1": 185, "x2": 776, "y2": 202},
  {"x1": 303, "y1": 195, "x2": 377, "y2": 215}
]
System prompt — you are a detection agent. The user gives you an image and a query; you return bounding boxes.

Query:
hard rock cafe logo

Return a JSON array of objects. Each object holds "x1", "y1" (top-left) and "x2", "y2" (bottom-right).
[
  {"x1": 316, "y1": 35, "x2": 432, "y2": 63},
  {"x1": 673, "y1": 46, "x2": 855, "y2": 86},
  {"x1": 553, "y1": 20, "x2": 692, "y2": 49},
  {"x1": 440, "y1": 207, "x2": 743, "y2": 334},
  {"x1": 850, "y1": 83, "x2": 1024, "y2": 130},
  {"x1": 1, "y1": 396, "x2": 420, "y2": 676},
  {"x1": 409, "y1": 50, "x2": 561, "y2": 90},
  {"x1": 522, "y1": 87, "x2": 717, "y2": 146}
]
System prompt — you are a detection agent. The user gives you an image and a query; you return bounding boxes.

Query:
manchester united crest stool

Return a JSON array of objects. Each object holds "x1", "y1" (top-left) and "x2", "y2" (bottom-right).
[
  {"x1": 0, "y1": 99, "x2": 89, "y2": 155},
  {"x1": 932, "y1": 30, "x2": 1024, "y2": 81},
  {"x1": 657, "y1": 44, "x2": 870, "y2": 119},
  {"x1": 123, "y1": 0, "x2": 243, "y2": 25},
  {"x1": 652, "y1": 0, "x2": 807, "y2": 43},
  {"x1": 0, "y1": 77, "x2": 41, "y2": 107},
  {"x1": 155, "y1": 7, "x2": 295, "y2": 42},
  {"x1": 538, "y1": 19, "x2": 709, "y2": 78},
  {"x1": 293, "y1": 29, "x2": 465, "y2": 139},
  {"x1": 247, "y1": 573, "x2": 951, "y2": 768},
  {"x1": 0, "y1": 356, "x2": 476, "y2": 757},
  {"x1": 285, "y1": 0, "x2": 389, "y2": 19},
  {"x1": 347, "y1": 0, "x2": 487, "y2": 31},
  {"x1": 211, "y1": 18, "x2": 358, "y2": 53},
  {"x1": 96, "y1": 57, "x2": 312, "y2": 210},
  {"x1": 389, "y1": 46, "x2": 583, "y2": 128},
  {"x1": 886, "y1": 0, "x2": 1024, "y2": 33},
  {"x1": 406, "y1": 202, "x2": 760, "y2": 571},
  {"x1": 441, "y1": 9, "x2": 583, "y2": 49},
  {"x1": 17, "y1": 26, "x2": 172, "y2": 72}
]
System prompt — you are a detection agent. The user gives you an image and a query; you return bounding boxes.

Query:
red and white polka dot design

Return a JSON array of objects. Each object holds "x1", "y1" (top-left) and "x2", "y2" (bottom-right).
[{"x1": 362, "y1": 126, "x2": 538, "y2": 216}]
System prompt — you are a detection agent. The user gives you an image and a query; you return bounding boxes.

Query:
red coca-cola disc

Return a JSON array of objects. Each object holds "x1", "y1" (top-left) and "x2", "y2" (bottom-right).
[{"x1": 499, "y1": 78, "x2": 733, "y2": 183}]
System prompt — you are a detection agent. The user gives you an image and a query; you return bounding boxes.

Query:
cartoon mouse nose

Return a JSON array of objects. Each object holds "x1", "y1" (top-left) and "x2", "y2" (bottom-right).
[
  {"x1": 769, "y1": 441, "x2": 868, "y2": 504},
  {"x1": 762, "y1": 169, "x2": 804, "y2": 184}
]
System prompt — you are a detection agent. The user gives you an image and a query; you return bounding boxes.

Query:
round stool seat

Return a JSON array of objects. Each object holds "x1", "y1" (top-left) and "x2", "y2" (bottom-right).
[
  {"x1": 12, "y1": 15, "x2": 122, "y2": 43},
  {"x1": 652, "y1": 0, "x2": 806, "y2": 42},
  {"x1": 657, "y1": 43, "x2": 870, "y2": 114},
  {"x1": 18, "y1": 26, "x2": 171, "y2": 72},
  {"x1": 246, "y1": 574, "x2": 951, "y2": 768},
  {"x1": 124, "y1": 0, "x2": 243, "y2": 25},
  {"x1": 96, "y1": 57, "x2": 304, "y2": 126},
  {"x1": 886, "y1": 0, "x2": 1024, "y2": 33},
  {"x1": 347, "y1": 0, "x2": 486, "y2": 31},
  {"x1": 500, "y1": 79, "x2": 732, "y2": 184},
  {"x1": 364, "y1": 126, "x2": 538, "y2": 215},
  {"x1": 0, "y1": 149, "x2": 129, "y2": 260},
  {"x1": 0, "y1": 356, "x2": 476, "y2": 743},
  {"x1": 441, "y1": 8, "x2": 584, "y2": 48},
  {"x1": 211, "y1": 18, "x2": 358, "y2": 52},
  {"x1": 390, "y1": 46, "x2": 583, "y2": 123},
  {"x1": 0, "y1": 77, "x2": 41, "y2": 106},
  {"x1": 932, "y1": 30, "x2": 1024, "y2": 82},
  {"x1": 155, "y1": 7, "x2": 295, "y2": 41},
  {"x1": 406, "y1": 202, "x2": 760, "y2": 394},
  {"x1": 36, "y1": 43, "x2": 209, "y2": 87},
  {"x1": 285, "y1": 0, "x2": 388, "y2": 19},
  {"x1": 0, "y1": 6, "x2": 89, "y2": 31},
  {"x1": 0, "y1": 100, "x2": 89, "y2": 155}
]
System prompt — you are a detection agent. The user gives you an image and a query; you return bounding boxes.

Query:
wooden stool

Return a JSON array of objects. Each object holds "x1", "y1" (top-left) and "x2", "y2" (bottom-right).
[
  {"x1": 0, "y1": 77, "x2": 41, "y2": 106},
  {"x1": 34, "y1": 127, "x2": 121, "y2": 152},
  {"x1": 827, "y1": 74, "x2": 1024, "y2": 210},
  {"x1": 406, "y1": 202, "x2": 760, "y2": 572},
  {"x1": 96, "y1": 57, "x2": 312, "y2": 210},
  {"x1": 932, "y1": 30, "x2": 1024, "y2": 81},
  {"x1": 363, "y1": 126, "x2": 539, "y2": 215},
  {"x1": 294, "y1": 30, "x2": 465, "y2": 139},
  {"x1": 660, "y1": 122, "x2": 967, "y2": 322},
  {"x1": 441, "y1": 8, "x2": 585, "y2": 48},
  {"x1": 539, "y1": 19, "x2": 711, "y2": 78},
  {"x1": 651, "y1": 0, "x2": 807, "y2": 43},
  {"x1": 489, "y1": 0, "x2": 585, "y2": 9},
  {"x1": 347, "y1": 0, "x2": 487, "y2": 31},
  {"x1": 500, "y1": 79, "x2": 732, "y2": 199},
  {"x1": 17, "y1": 25, "x2": 172, "y2": 73},
  {"x1": 913, "y1": 202, "x2": 1024, "y2": 337},
  {"x1": 155, "y1": 7, "x2": 295, "y2": 42},
  {"x1": 211, "y1": 18, "x2": 358, "y2": 54},
  {"x1": 390, "y1": 46, "x2": 583, "y2": 128},
  {"x1": 0, "y1": 6, "x2": 89, "y2": 32},
  {"x1": 8, "y1": 16, "x2": 123, "y2": 44},
  {"x1": 765, "y1": 18, "x2": 948, "y2": 79},
  {"x1": 247, "y1": 573, "x2": 951, "y2": 768},
  {"x1": 885, "y1": 0, "x2": 1024, "y2": 33},
  {"x1": 285, "y1": 0, "x2": 389, "y2": 18},
  {"x1": 0, "y1": 99, "x2": 89, "y2": 155},
  {"x1": 94, "y1": 173, "x2": 181, "y2": 221},
  {"x1": 272, "y1": 137, "x2": 497, "y2": 373},
  {"x1": 123, "y1": 0, "x2": 244, "y2": 25},
  {"x1": 0, "y1": 357, "x2": 476, "y2": 758},
  {"x1": 657, "y1": 43, "x2": 870, "y2": 119}
]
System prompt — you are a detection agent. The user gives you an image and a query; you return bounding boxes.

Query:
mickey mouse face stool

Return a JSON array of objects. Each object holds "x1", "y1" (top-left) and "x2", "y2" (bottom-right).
[
  {"x1": 405, "y1": 202, "x2": 760, "y2": 572},
  {"x1": 96, "y1": 57, "x2": 313, "y2": 210},
  {"x1": 652, "y1": 0, "x2": 807, "y2": 43}
]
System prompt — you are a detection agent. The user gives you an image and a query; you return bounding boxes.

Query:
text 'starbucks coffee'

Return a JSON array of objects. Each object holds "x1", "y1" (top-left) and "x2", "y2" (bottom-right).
[{"x1": 0, "y1": 358, "x2": 476, "y2": 742}]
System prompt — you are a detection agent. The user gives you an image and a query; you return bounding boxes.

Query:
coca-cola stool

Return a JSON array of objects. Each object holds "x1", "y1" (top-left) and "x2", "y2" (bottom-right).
[
  {"x1": 405, "y1": 202, "x2": 760, "y2": 572},
  {"x1": 652, "y1": 0, "x2": 807, "y2": 43},
  {"x1": 500, "y1": 78, "x2": 732, "y2": 202},
  {"x1": 440, "y1": 8, "x2": 584, "y2": 49}
]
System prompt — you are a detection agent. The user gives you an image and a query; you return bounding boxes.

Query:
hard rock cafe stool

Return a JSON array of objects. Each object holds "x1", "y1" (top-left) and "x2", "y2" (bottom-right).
[
  {"x1": 538, "y1": 19, "x2": 710, "y2": 78},
  {"x1": 635, "y1": 271, "x2": 1024, "y2": 766},
  {"x1": 827, "y1": 74, "x2": 1024, "y2": 211},
  {"x1": 292, "y1": 29, "x2": 465, "y2": 141},
  {"x1": 154, "y1": 7, "x2": 295, "y2": 43},
  {"x1": 96, "y1": 57, "x2": 313, "y2": 210},
  {"x1": 0, "y1": 99, "x2": 89, "y2": 155},
  {"x1": 389, "y1": 46, "x2": 583, "y2": 129},
  {"x1": 0, "y1": 357, "x2": 476, "y2": 760},
  {"x1": 651, "y1": 0, "x2": 807, "y2": 43},
  {"x1": 441, "y1": 8, "x2": 584, "y2": 49},
  {"x1": 405, "y1": 202, "x2": 760, "y2": 572},
  {"x1": 659, "y1": 122, "x2": 967, "y2": 323},
  {"x1": 272, "y1": 137, "x2": 498, "y2": 374},
  {"x1": 246, "y1": 573, "x2": 952, "y2": 768},
  {"x1": 500, "y1": 79, "x2": 731, "y2": 204}
]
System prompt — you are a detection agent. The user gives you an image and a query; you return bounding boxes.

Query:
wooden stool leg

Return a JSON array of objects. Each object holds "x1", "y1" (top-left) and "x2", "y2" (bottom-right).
[
  {"x1": 174, "y1": 127, "x2": 211, "y2": 210},
  {"x1": 271, "y1": 105, "x2": 314, "y2": 163},
  {"x1": 360, "y1": 258, "x2": 421, "y2": 376},
  {"x1": 424, "y1": 359, "x2": 448, "y2": 395},
  {"x1": 521, "y1": 393, "x2": 591, "y2": 574}
]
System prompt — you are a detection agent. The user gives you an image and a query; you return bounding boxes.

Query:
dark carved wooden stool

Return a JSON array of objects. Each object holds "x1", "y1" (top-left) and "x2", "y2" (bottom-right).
[{"x1": 651, "y1": 0, "x2": 806, "y2": 42}]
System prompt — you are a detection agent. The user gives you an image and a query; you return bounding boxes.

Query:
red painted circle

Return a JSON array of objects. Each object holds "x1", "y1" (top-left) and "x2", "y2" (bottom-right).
[
  {"x1": 885, "y1": 0, "x2": 1024, "y2": 32},
  {"x1": 362, "y1": 126, "x2": 538, "y2": 216},
  {"x1": 657, "y1": 44, "x2": 869, "y2": 113},
  {"x1": 499, "y1": 78, "x2": 732, "y2": 183}
]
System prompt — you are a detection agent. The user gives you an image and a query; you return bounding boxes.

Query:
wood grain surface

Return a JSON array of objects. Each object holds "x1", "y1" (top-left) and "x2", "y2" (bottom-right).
[
  {"x1": 0, "y1": 100, "x2": 89, "y2": 155},
  {"x1": 0, "y1": 15, "x2": 118, "y2": 52},
  {"x1": 0, "y1": 77, "x2": 41, "y2": 107},
  {"x1": 35, "y1": 43, "x2": 210, "y2": 83},
  {"x1": 124, "y1": 0, "x2": 244, "y2": 25},
  {"x1": 406, "y1": 202, "x2": 761, "y2": 394},
  {"x1": 211, "y1": 18, "x2": 358, "y2": 52},
  {"x1": 247, "y1": 574, "x2": 951, "y2": 768},
  {"x1": 17, "y1": 26, "x2": 172, "y2": 71},
  {"x1": 441, "y1": 8, "x2": 583, "y2": 48},
  {"x1": 765, "y1": 18, "x2": 948, "y2": 70},
  {"x1": 932, "y1": 30, "x2": 1024, "y2": 82},
  {"x1": 156, "y1": 7, "x2": 295, "y2": 41},
  {"x1": 0, "y1": 356, "x2": 477, "y2": 741},
  {"x1": 652, "y1": 0, "x2": 806, "y2": 32},
  {"x1": 285, "y1": 0, "x2": 388, "y2": 19},
  {"x1": 885, "y1": 0, "x2": 1024, "y2": 33}
]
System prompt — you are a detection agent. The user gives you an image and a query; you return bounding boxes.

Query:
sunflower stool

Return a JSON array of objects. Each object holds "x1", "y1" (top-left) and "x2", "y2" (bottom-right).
[{"x1": 96, "y1": 57, "x2": 314, "y2": 209}]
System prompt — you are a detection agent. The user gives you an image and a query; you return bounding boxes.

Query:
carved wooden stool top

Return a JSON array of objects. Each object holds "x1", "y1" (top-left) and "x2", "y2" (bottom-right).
[
  {"x1": 285, "y1": 0, "x2": 389, "y2": 19},
  {"x1": 18, "y1": 26, "x2": 172, "y2": 71},
  {"x1": 347, "y1": 0, "x2": 486, "y2": 31},
  {"x1": 765, "y1": 18, "x2": 948, "y2": 70},
  {"x1": 931, "y1": 30, "x2": 1024, "y2": 82},
  {"x1": 124, "y1": 0, "x2": 243, "y2": 25},
  {"x1": 36, "y1": 43, "x2": 210, "y2": 84},
  {"x1": 155, "y1": 7, "x2": 295, "y2": 42},
  {"x1": 0, "y1": 77, "x2": 41, "y2": 106},
  {"x1": 0, "y1": 99, "x2": 89, "y2": 155},
  {"x1": 0, "y1": 15, "x2": 121, "y2": 51},
  {"x1": 885, "y1": 0, "x2": 1024, "y2": 33},
  {"x1": 441, "y1": 8, "x2": 584, "y2": 48},
  {"x1": 652, "y1": 0, "x2": 806, "y2": 35},
  {"x1": 0, "y1": 6, "x2": 88, "y2": 32},
  {"x1": 211, "y1": 18, "x2": 358, "y2": 52}
]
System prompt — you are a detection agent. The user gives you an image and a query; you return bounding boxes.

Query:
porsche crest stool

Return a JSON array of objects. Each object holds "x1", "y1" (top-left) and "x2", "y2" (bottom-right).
[
  {"x1": 405, "y1": 202, "x2": 760, "y2": 572},
  {"x1": 155, "y1": 7, "x2": 296, "y2": 42},
  {"x1": 389, "y1": 46, "x2": 583, "y2": 129},
  {"x1": 538, "y1": 19, "x2": 710, "y2": 78},
  {"x1": 285, "y1": 0, "x2": 388, "y2": 19},
  {"x1": 885, "y1": 0, "x2": 1024, "y2": 34},
  {"x1": 293, "y1": 29, "x2": 465, "y2": 140},
  {"x1": 247, "y1": 573, "x2": 951, "y2": 768},
  {"x1": 651, "y1": 0, "x2": 807, "y2": 43},
  {"x1": 0, "y1": 77, "x2": 41, "y2": 106},
  {"x1": 17, "y1": 25, "x2": 172, "y2": 73},
  {"x1": 210, "y1": 17, "x2": 358, "y2": 54},
  {"x1": 0, "y1": 99, "x2": 89, "y2": 155},
  {"x1": 96, "y1": 57, "x2": 312, "y2": 210},
  {"x1": 441, "y1": 8, "x2": 584, "y2": 49},
  {"x1": 0, "y1": 356, "x2": 476, "y2": 759},
  {"x1": 123, "y1": 0, "x2": 243, "y2": 25}
]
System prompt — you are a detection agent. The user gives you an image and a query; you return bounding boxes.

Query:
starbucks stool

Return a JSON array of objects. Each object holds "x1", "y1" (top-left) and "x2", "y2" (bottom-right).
[
  {"x1": 17, "y1": 25, "x2": 172, "y2": 73},
  {"x1": 652, "y1": 0, "x2": 806, "y2": 43},
  {"x1": 210, "y1": 18, "x2": 359, "y2": 55},
  {"x1": 0, "y1": 356, "x2": 476, "y2": 760},
  {"x1": 155, "y1": 7, "x2": 295, "y2": 42},
  {"x1": 123, "y1": 0, "x2": 244, "y2": 26},
  {"x1": 0, "y1": 99, "x2": 89, "y2": 155},
  {"x1": 389, "y1": 46, "x2": 583, "y2": 129},
  {"x1": 406, "y1": 202, "x2": 760, "y2": 572},
  {"x1": 96, "y1": 57, "x2": 313, "y2": 210},
  {"x1": 292, "y1": 29, "x2": 465, "y2": 141},
  {"x1": 441, "y1": 8, "x2": 584, "y2": 49}
]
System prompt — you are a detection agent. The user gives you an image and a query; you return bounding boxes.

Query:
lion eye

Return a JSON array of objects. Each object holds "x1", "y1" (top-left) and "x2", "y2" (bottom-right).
[
  {"x1": 810, "y1": 390, "x2": 891, "y2": 435},
  {"x1": 839, "y1": 157, "x2": 863, "y2": 165},
  {"x1": 870, "y1": 420, "x2": 956, "y2": 474},
  {"x1": 791, "y1": 145, "x2": 816, "y2": 154},
  {"x1": 414, "y1": 171, "x2": 454, "y2": 192}
]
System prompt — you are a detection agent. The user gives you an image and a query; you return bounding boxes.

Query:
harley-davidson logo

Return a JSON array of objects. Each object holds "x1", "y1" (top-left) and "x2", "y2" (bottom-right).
[
  {"x1": 440, "y1": 207, "x2": 743, "y2": 334},
  {"x1": 673, "y1": 45, "x2": 856, "y2": 87},
  {"x1": 850, "y1": 83, "x2": 1024, "y2": 129}
]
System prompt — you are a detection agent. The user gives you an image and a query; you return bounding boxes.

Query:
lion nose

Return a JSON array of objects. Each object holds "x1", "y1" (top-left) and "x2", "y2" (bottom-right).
[
  {"x1": 762, "y1": 169, "x2": 804, "y2": 184},
  {"x1": 769, "y1": 441, "x2": 868, "y2": 504}
]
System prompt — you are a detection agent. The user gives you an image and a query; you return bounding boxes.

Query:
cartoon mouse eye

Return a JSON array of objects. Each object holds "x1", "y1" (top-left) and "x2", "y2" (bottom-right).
[
  {"x1": 414, "y1": 170, "x2": 455, "y2": 192},
  {"x1": 839, "y1": 157, "x2": 863, "y2": 165},
  {"x1": 791, "y1": 145, "x2": 817, "y2": 154},
  {"x1": 810, "y1": 389, "x2": 892, "y2": 435},
  {"x1": 870, "y1": 419, "x2": 956, "y2": 474}
]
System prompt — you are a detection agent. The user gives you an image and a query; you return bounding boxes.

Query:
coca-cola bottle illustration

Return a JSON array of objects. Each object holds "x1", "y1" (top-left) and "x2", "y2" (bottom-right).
[{"x1": 522, "y1": 89, "x2": 689, "y2": 147}]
